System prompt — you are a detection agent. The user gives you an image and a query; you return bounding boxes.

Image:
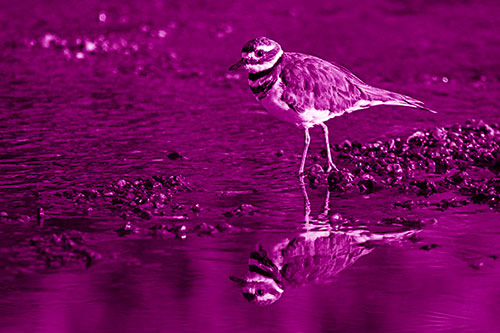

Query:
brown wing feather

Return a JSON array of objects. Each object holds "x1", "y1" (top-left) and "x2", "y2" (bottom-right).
[
  {"x1": 280, "y1": 52, "x2": 436, "y2": 115},
  {"x1": 280, "y1": 53, "x2": 367, "y2": 115}
]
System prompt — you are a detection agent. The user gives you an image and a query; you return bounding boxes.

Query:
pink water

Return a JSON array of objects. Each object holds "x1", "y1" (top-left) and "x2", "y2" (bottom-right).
[{"x1": 1, "y1": 0, "x2": 500, "y2": 331}]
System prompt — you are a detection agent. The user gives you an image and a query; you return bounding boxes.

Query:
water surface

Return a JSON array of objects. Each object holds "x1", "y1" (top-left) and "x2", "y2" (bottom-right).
[{"x1": 1, "y1": 0, "x2": 500, "y2": 331}]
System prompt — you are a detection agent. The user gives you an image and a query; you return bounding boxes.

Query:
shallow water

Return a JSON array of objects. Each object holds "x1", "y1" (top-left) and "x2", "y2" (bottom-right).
[{"x1": 1, "y1": 0, "x2": 500, "y2": 332}]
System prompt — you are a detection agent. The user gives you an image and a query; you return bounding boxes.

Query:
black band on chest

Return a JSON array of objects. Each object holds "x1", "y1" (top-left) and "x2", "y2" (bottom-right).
[
  {"x1": 248, "y1": 55, "x2": 283, "y2": 81},
  {"x1": 250, "y1": 79, "x2": 276, "y2": 96}
]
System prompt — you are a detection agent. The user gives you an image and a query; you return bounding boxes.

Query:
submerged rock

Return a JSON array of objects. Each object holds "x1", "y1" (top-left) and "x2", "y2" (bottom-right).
[
  {"x1": 420, "y1": 244, "x2": 439, "y2": 251},
  {"x1": 223, "y1": 203, "x2": 258, "y2": 218},
  {"x1": 145, "y1": 221, "x2": 246, "y2": 238},
  {"x1": 167, "y1": 151, "x2": 183, "y2": 160},
  {"x1": 58, "y1": 175, "x2": 195, "y2": 220}
]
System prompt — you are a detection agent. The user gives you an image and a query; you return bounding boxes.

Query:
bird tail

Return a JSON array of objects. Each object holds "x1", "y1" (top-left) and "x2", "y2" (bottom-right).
[{"x1": 363, "y1": 86, "x2": 437, "y2": 114}]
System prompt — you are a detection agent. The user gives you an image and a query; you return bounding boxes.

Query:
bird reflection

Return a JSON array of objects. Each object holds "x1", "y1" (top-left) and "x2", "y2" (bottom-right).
[{"x1": 230, "y1": 186, "x2": 419, "y2": 306}]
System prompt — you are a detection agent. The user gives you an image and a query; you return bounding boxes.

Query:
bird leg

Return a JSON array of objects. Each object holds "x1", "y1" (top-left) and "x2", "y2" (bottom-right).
[
  {"x1": 320, "y1": 123, "x2": 338, "y2": 172},
  {"x1": 300, "y1": 182, "x2": 311, "y2": 224},
  {"x1": 299, "y1": 127, "x2": 311, "y2": 183},
  {"x1": 318, "y1": 188, "x2": 331, "y2": 221}
]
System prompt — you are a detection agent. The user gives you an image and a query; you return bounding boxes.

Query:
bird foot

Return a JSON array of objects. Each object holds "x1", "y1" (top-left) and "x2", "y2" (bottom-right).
[
  {"x1": 327, "y1": 167, "x2": 355, "y2": 185},
  {"x1": 326, "y1": 163, "x2": 339, "y2": 173}
]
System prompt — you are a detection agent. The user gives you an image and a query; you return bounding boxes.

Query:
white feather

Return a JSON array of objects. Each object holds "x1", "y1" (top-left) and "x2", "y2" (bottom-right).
[
  {"x1": 247, "y1": 275, "x2": 284, "y2": 293},
  {"x1": 345, "y1": 99, "x2": 409, "y2": 113},
  {"x1": 256, "y1": 44, "x2": 275, "y2": 52},
  {"x1": 246, "y1": 49, "x2": 283, "y2": 73}
]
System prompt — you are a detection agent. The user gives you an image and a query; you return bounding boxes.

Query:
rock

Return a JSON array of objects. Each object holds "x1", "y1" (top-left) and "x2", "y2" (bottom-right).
[
  {"x1": 167, "y1": 151, "x2": 182, "y2": 160},
  {"x1": 223, "y1": 203, "x2": 258, "y2": 217},
  {"x1": 420, "y1": 244, "x2": 438, "y2": 251},
  {"x1": 193, "y1": 222, "x2": 216, "y2": 235},
  {"x1": 191, "y1": 203, "x2": 201, "y2": 212},
  {"x1": 116, "y1": 221, "x2": 138, "y2": 236},
  {"x1": 215, "y1": 222, "x2": 236, "y2": 232},
  {"x1": 381, "y1": 217, "x2": 427, "y2": 229},
  {"x1": 410, "y1": 179, "x2": 437, "y2": 197}
]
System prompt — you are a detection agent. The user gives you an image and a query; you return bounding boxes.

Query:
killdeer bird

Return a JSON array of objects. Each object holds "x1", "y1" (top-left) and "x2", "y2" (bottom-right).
[
  {"x1": 230, "y1": 225, "x2": 418, "y2": 306},
  {"x1": 229, "y1": 37, "x2": 435, "y2": 181}
]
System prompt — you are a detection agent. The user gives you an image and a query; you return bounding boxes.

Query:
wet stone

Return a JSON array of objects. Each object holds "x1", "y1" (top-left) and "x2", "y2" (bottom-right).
[
  {"x1": 167, "y1": 151, "x2": 183, "y2": 160},
  {"x1": 410, "y1": 179, "x2": 438, "y2": 197},
  {"x1": 116, "y1": 221, "x2": 139, "y2": 236},
  {"x1": 215, "y1": 222, "x2": 234, "y2": 232},
  {"x1": 117, "y1": 221, "x2": 230, "y2": 239},
  {"x1": 223, "y1": 203, "x2": 258, "y2": 218},
  {"x1": 305, "y1": 164, "x2": 327, "y2": 189},
  {"x1": 327, "y1": 169, "x2": 354, "y2": 192},
  {"x1": 358, "y1": 174, "x2": 382, "y2": 194},
  {"x1": 58, "y1": 175, "x2": 195, "y2": 220},
  {"x1": 117, "y1": 179, "x2": 127, "y2": 187},
  {"x1": 437, "y1": 198, "x2": 470, "y2": 211},
  {"x1": 193, "y1": 222, "x2": 216, "y2": 235},
  {"x1": 18, "y1": 216, "x2": 31, "y2": 224},
  {"x1": 380, "y1": 217, "x2": 429, "y2": 229},
  {"x1": 420, "y1": 244, "x2": 439, "y2": 251}
]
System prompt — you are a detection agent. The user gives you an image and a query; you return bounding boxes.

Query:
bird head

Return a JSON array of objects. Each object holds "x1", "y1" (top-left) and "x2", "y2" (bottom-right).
[
  {"x1": 230, "y1": 244, "x2": 285, "y2": 306},
  {"x1": 229, "y1": 37, "x2": 283, "y2": 73},
  {"x1": 230, "y1": 273, "x2": 284, "y2": 306}
]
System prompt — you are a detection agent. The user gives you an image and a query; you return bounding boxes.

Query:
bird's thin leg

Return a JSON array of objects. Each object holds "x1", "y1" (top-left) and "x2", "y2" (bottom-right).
[
  {"x1": 318, "y1": 188, "x2": 331, "y2": 221},
  {"x1": 320, "y1": 123, "x2": 338, "y2": 172},
  {"x1": 300, "y1": 182, "x2": 311, "y2": 224},
  {"x1": 299, "y1": 127, "x2": 311, "y2": 183}
]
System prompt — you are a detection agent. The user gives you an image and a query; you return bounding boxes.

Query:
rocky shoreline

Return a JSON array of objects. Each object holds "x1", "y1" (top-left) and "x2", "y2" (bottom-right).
[{"x1": 2, "y1": 120, "x2": 500, "y2": 278}]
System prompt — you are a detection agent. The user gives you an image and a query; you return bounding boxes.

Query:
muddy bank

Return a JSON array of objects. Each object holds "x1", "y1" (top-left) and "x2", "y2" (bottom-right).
[{"x1": 305, "y1": 119, "x2": 500, "y2": 212}]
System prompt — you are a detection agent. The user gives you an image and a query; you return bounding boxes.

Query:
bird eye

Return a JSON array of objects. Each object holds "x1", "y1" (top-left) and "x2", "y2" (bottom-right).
[
  {"x1": 256, "y1": 289, "x2": 264, "y2": 296},
  {"x1": 256, "y1": 50, "x2": 264, "y2": 57}
]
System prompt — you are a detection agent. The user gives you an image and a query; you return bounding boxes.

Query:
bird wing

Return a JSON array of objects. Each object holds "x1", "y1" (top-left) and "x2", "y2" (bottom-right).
[
  {"x1": 280, "y1": 52, "x2": 436, "y2": 115},
  {"x1": 280, "y1": 53, "x2": 367, "y2": 115}
]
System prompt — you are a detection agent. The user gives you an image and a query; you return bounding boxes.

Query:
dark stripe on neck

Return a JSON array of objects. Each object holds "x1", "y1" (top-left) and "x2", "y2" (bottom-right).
[
  {"x1": 248, "y1": 265, "x2": 284, "y2": 288},
  {"x1": 250, "y1": 79, "x2": 275, "y2": 97},
  {"x1": 249, "y1": 265, "x2": 274, "y2": 278},
  {"x1": 248, "y1": 55, "x2": 283, "y2": 81}
]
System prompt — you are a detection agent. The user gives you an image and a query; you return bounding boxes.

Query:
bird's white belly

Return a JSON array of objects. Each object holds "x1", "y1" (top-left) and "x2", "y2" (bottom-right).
[
  {"x1": 299, "y1": 108, "x2": 333, "y2": 126},
  {"x1": 259, "y1": 80, "x2": 302, "y2": 125}
]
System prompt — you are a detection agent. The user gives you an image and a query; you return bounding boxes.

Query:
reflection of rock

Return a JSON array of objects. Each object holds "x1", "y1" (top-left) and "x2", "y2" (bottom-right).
[{"x1": 231, "y1": 226, "x2": 418, "y2": 306}]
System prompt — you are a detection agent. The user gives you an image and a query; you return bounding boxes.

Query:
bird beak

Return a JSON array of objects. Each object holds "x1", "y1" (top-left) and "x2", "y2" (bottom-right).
[
  {"x1": 229, "y1": 58, "x2": 246, "y2": 71},
  {"x1": 229, "y1": 275, "x2": 248, "y2": 287}
]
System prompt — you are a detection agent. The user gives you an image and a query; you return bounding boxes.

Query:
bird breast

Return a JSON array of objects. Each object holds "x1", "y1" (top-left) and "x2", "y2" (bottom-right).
[{"x1": 259, "y1": 78, "x2": 303, "y2": 125}]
